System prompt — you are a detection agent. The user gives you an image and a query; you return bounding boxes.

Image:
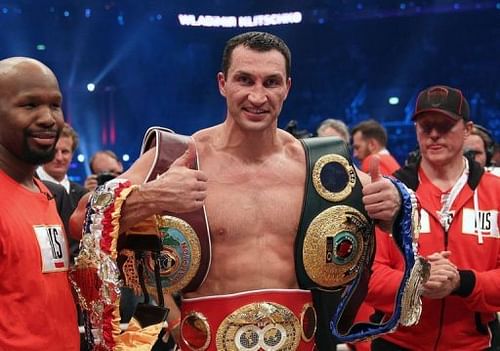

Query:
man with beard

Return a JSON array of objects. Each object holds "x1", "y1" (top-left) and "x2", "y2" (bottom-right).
[{"x1": 0, "y1": 57, "x2": 79, "y2": 350}]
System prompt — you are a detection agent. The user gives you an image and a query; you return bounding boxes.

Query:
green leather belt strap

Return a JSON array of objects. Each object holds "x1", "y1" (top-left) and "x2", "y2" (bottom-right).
[{"x1": 296, "y1": 136, "x2": 375, "y2": 350}]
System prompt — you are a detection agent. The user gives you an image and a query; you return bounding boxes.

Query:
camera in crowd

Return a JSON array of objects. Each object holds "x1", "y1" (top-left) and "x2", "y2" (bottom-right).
[
  {"x1": 96, "y1": 172, "x2": 117, "y2": 185},
  {"x1": 285, "y1": 120, "x2": 313, "y2": 139}
]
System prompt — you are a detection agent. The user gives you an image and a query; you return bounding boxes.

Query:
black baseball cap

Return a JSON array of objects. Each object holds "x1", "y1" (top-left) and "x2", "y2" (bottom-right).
[{"x1": 412, "y1": 85, "x2": 470, "y2": 122}]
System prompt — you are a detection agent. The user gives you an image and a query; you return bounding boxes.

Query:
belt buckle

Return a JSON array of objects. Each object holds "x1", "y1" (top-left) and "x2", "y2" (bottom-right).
[{"x1": 216, "y1": 302, "x2": 302, "y2": 351}]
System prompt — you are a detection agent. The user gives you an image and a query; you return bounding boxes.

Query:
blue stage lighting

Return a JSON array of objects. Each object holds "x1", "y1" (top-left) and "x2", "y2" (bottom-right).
[
  {"x1": 85, "y1": 8, "x2": 91, "y2": 18},
  {"x1": 36, "y1": 44, "x2": 46, "y2": 51},
  {"x1": 122, "y1": 154, "x2": 130, "y2": 162},
  {"x1": 77, "y1": 154, "x2": 85, "y2": 163},
  {"x1": 63, "y1": 10, "x2": 70, "y2": 17},
  {"x1": 87, "y1": 83, "x2": 96, "y2": 92},
  {"x1": 389, "y1": 96, "x2": 400, "y2": 105}
]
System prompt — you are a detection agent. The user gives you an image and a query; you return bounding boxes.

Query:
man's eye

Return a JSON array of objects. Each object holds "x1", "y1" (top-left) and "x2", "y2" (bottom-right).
[
  {"x1": 265, "y1": 79, "x2": 280, "y2": 87},
  {"x1": 237, "y1": 76, "x2": 252, "y2": 84},
  {"x1": 23, "y1": 103, "x2": 36, "y2": 109}
]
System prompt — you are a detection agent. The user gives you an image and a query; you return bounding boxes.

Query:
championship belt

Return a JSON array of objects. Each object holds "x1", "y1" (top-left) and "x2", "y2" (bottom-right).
[
  {"x1": 120, "y1": 126, "x2": 211, "y2": 301},
  {"x1": 296, "y1": 137, "x2": 374, "y2": 348},
  {"x1": 71, "y1": 128, "x2": 212, "y2": 350},
  {"x1": 71, "y1": 179, "x2": 169, "y2": 350},
  {"x1": 295, "y1": 137, "x2": 429, "y2": 344},
  {"x1": 296, "y1": 137, "x2": 373, "y2": 290},
  {"x1": 331, "y1": 177, "x2": 430, "y2": 342},
  {"x1": 179, "y1": 289, "x2": 316, "y2": 351}
]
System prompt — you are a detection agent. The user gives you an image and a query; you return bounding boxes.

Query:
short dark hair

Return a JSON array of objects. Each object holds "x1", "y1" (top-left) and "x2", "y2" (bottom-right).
[
  {"x1": 221, "y1": 31, "x2": 291, "y2": 78},
  {"x1": 351, "y1": 119, "x2": 388, "y2": 147}
]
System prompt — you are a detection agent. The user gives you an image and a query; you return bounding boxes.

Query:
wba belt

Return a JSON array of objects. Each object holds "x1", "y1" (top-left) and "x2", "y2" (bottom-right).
[{"x1": 295, "y1": 137, "x2": 428, "y2": 344}]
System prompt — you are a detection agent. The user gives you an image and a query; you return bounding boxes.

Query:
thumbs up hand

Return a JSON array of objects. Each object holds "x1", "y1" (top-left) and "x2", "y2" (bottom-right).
[
  {"x1": 369, "y1": 155, "x2": 382, "y2": 183},
  {"x1": 142, "y1": 141, "x2": 208, "y2": 214},
  {"x1": 361, "y1": 156, "x2": 401, "y2": 228}
]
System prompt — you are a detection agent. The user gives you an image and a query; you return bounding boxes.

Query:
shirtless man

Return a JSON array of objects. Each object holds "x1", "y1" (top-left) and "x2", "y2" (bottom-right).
[{"x1": 71, "y1": 32, "x2": 402, "y2": 350}]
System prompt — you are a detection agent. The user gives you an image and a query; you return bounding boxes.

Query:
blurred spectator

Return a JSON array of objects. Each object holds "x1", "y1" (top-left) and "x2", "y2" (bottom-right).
[
  {"x1": 351, "y1": 119, "x2": 400, "y2": 175},
  {"x1": 83, "y1": 150, "x2": 124, "y2": 191},
  {"x1": 492, "y1": 143, "x2": 500, "y2": 177},
  {"x1": 464, "y1": 124, "x2": 493, "y2": 168},
  {"x1": 317, "y1": 118, "x2": 350, "y2": 142},
  {"x1": 36, "y1": 123, "x2": 87, "y2": 207},
  {"x1": 493, "y1": 143, "x2": 500, "y2": 167},
  {"x1": 41, "y1": 180, "x2": 74, "y2": 235}
]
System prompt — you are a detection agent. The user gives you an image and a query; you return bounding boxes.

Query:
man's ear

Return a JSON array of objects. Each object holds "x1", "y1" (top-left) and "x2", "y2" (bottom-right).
[
  {"x1": 464, "y1": 121, "x2": 474, "y2": 138},
  {"x1": 283, "y1": 77, "x2": 292, "y2": 101},
  {"x1": 367, "y1": 138, "x2": 378, "y2": 153},
  {"x1": 217, "y1": 72, "x2": 226, "y2": 97}
]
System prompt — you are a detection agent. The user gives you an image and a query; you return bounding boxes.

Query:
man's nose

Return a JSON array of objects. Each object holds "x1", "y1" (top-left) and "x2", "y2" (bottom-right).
[
  {"x1": 36, "y1": 106, "x2": 58, "y2": 127},
  {"x1": 248, "y1": 86, "x2": 267, "y2": 105},
  {"x1": 54, "y1": 150, "x2": 64, "y2": 161}
]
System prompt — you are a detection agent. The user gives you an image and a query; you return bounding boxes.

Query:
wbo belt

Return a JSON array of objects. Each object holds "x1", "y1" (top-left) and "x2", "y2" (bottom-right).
[{"x1": 179, "y1": 289, "x2": 317, "y2": 351}]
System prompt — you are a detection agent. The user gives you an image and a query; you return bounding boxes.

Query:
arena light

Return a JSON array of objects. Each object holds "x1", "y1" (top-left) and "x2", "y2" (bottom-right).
[
  {"x1": 77, "y1": 154, "x2": 85, "y2": 163},
  {"x1": 36, "y1": 44, "x2": 46, "y2": 51},
  {"x1": 122, "y1": 154, "x2": 130, "y2": 162},
  {"x1": 87, "y1": 83, "x2": 96, "y2": 92},
  {"x1": 389, "y1": 96, "x2": 400, "y2": 105}
]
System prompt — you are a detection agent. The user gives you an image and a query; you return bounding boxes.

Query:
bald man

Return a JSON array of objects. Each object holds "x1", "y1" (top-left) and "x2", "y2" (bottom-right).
[{"x1": 0, "y1": 57, "x2": 79, "y2": 350}]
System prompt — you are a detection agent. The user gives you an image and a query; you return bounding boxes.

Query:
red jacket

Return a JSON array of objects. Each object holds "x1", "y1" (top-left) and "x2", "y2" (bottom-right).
[{"x1": 367, "y1": 160, "x2": 500, "y2": 351}]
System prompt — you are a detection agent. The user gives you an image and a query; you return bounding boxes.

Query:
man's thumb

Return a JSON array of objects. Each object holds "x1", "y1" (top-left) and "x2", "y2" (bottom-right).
[
  {"x1": 171, "y1": 141, "x2": 197, "y2": 168},
  {"x1": 369, "y1": 155, "x2": 382, "y2": 182}
]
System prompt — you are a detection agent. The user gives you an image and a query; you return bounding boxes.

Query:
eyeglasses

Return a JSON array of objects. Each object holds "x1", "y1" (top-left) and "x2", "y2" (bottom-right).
[{"x1": 416, "y1": 120, "x2": 457, "y2": 135}]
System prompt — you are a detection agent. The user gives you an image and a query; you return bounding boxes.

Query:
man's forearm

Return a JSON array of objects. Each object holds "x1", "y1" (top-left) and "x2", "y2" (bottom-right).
[{"x1": 119, "y1": 185, "x2": 161, "y2": 233}]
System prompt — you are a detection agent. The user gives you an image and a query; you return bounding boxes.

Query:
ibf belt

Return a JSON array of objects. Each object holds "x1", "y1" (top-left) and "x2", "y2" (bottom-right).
[
  {"x1": 295, "y1": 137, "x2": 374, "y2": 349},
  {"x1": 179, "y1": 289, "x2": 317, "y2": 351},
  {"x1": 120, "y1": 127, "x2": 211, "y2": 305},
  {"x1": 296, "y1": 137, "x2": 373, "y2": 290},
  {"x1": 295, "y1": 137, "x2": 428, "y2": 344}
]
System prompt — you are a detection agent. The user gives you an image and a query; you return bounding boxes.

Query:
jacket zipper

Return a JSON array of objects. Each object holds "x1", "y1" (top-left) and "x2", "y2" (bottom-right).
[{"x1": 432, "y1": 229, "x2": 450, "y2": 351}]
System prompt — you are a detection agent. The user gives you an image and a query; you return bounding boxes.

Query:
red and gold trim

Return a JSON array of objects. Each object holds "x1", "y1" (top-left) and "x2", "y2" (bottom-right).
[{"x1": 71, "y1": 179, "x2": 138, "y2": 350}]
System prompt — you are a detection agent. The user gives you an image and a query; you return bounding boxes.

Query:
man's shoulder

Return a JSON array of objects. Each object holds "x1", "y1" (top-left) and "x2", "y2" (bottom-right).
[
  {"x1": 480, "y1": 171, "x2": 500, "y2": 186},
  {"x1": 42, "y1": 180, "x2": 66, "y2": 195}
]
